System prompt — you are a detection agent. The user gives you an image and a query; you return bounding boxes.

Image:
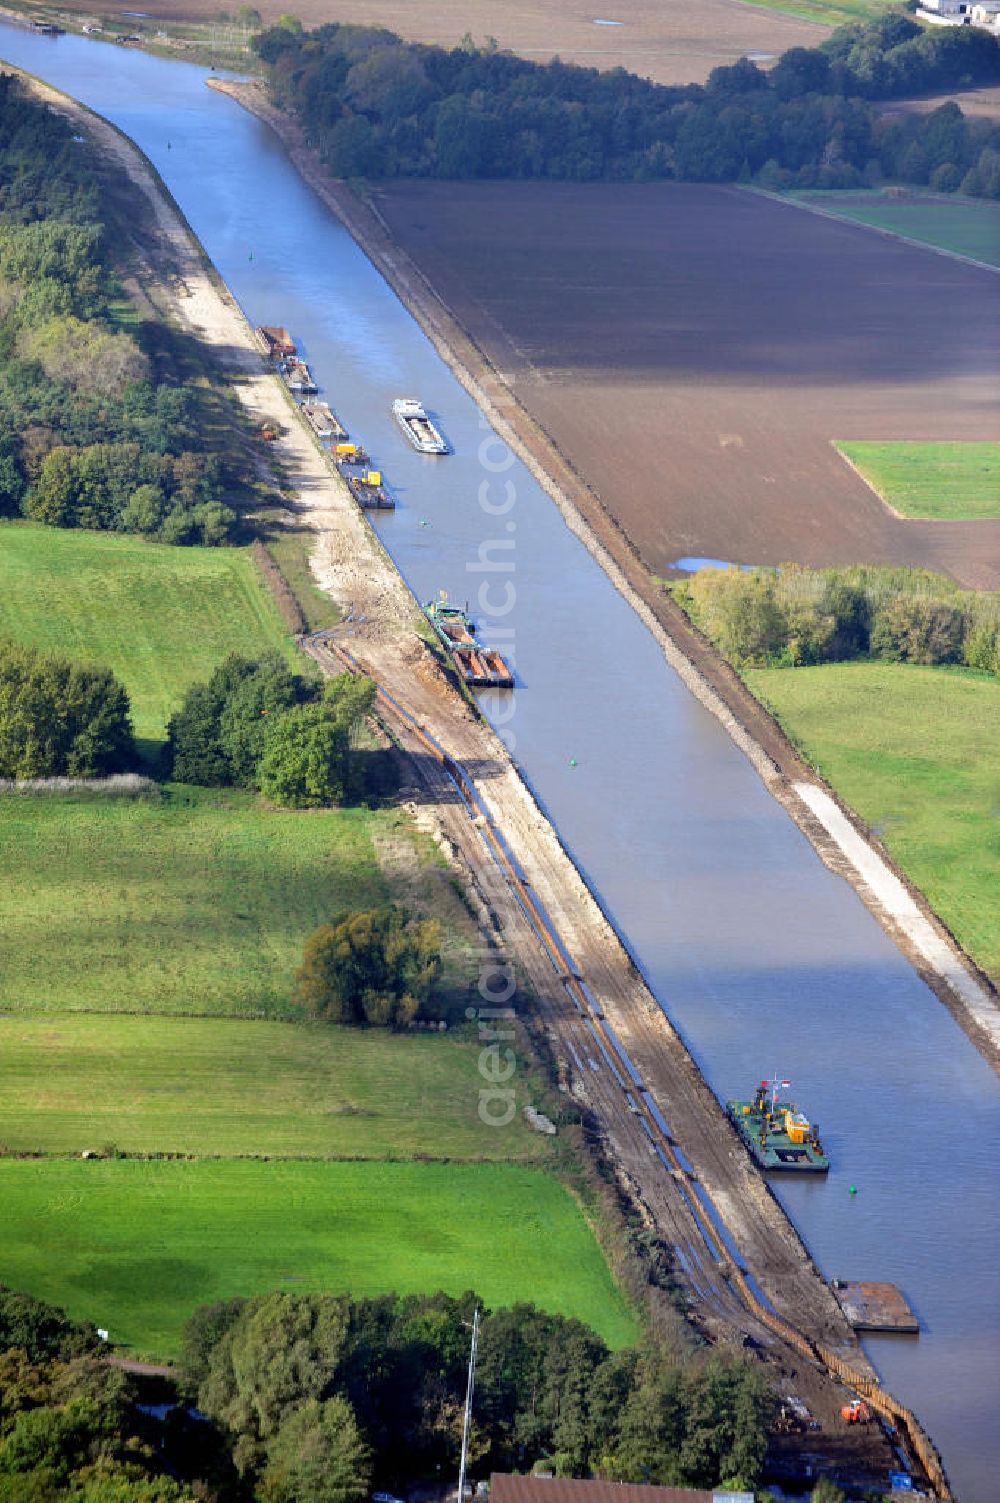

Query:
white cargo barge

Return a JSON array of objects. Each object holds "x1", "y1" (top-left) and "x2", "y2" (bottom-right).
[{"x1": 392, "y1": 397, "x2": 449, "y2": 455}]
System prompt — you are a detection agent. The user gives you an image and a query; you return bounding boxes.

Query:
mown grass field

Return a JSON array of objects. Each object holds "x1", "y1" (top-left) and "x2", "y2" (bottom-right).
[
  {"x1": 0, "y1": 1015, "x2": 551, "y2": 1163},
  {"x1": 746, "y1": 662, "x2": 1000, "y2": 984},
  {"x1": 744, "y1": 0, "x2": 887, "y2": 24},
  {"x1": 0, "y1": 786, "x2": 477, "y2": 1016},
  {"x1": 789, "y1": 190, "x2": 1000, "y2": 269},
  {"x1": 0, "y1": 1159, "x2": 637, "y2": 1356},
  {"x1": 0, "y1": 523, "x2": 298, "y2": 749},
  {"x1": 835, "y1": 441, "x2": 1000, "y2": 520}
]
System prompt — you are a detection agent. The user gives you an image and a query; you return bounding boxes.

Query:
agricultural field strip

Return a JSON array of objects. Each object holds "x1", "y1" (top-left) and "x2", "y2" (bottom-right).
[
  {"x1": 755, "y1": 186, "x2": 1000, "y2": 274},
  {"x1": 0, "y1": 1159, "x2": 637, "y2": 1355},
  {"x1": 833, "y1": 441, "x2": 1000, "y2": 520}
]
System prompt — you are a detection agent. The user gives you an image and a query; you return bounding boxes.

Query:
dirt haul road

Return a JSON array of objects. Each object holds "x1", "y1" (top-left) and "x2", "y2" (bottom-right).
[{"x1": 29, "y1": 72, "x2": 945, "y2": 1492}]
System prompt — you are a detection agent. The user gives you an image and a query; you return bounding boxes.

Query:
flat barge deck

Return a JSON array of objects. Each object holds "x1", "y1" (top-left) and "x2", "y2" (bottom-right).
[
  {"x1": 727, "y1": 1080, "x2": 829, "y2": 1173},
  {"x1": 302, "y1": 400, "x2": 348, "y2": 441}
]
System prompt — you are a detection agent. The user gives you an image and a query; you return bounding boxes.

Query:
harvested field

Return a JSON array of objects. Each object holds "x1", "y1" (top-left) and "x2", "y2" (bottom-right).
[
  {"x1": 37, "y1": 0, "x2": 829, "y2": 87},
  {"x1": 370, "y1": 180, "x2": 1000, "y2": 589}
]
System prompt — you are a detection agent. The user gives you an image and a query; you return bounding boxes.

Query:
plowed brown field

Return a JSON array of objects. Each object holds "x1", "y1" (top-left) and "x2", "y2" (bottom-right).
[
  {"x1": 371, "y1": 180, "x2": 1000, "y2": 588},
  {"x1": 47, "y1": 0, "x2": 826, "y2": 86}
]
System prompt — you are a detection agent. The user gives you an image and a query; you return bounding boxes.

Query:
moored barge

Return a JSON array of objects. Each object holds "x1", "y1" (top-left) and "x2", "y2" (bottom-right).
[
  {"x1": 393, "y1": 398, "x2": 449, "y2": 455},
  {"x1": 425, "y1": 599, "x2": 513, "y2": 689},
  {"x1": 347, "y1": 468, "x2": 394, "y2": 510},
  {"x1": 302, "y1": 400, "x2": 348, "y2": 441},
  {"x1": 727, "y1": 1078, "x2": 829, "y2": 1173},
  {"x1": 282, "y1": 358, "x2": 317, "y2": 394},
  {"x1": 255, "y1": 325, "x2": 295, "y2": 359}
]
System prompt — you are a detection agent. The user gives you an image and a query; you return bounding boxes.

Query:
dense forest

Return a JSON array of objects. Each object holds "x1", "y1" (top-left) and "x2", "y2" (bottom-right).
[
  {"x1": 0, "y1": 74, "x2": 252, "y2": 545},
  {"x1": 253, "y1": 14, "x2": 1000, "y2": 193},
  {"x1": 0, "y1": 1285, "x2": 776, "y2": 1499},
  {"x1": 671, "y1": 563, "x2": 1000, "y2": 672}
]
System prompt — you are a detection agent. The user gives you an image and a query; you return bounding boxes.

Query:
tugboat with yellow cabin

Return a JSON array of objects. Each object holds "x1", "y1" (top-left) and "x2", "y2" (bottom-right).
[{"x1": 727, "y1": 1077, "x2": 829, "y2": 1173}]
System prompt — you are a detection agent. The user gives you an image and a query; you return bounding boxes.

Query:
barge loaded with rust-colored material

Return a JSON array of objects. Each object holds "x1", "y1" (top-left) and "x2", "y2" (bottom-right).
[
  {"x1": 728, "y1": 1078, "x2": 829, "y2": 1173},
  {"x1": 425, "y1": 599, "x2": 513, "y2": 688},
  {"x1": 254, "y1": 324, "x2": 296, "y2": 359}
]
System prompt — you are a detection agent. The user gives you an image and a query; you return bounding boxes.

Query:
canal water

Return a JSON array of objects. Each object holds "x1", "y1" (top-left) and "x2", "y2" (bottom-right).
[{"x1": 2, "y1": 27, "x2": 997, "y2": 1498}]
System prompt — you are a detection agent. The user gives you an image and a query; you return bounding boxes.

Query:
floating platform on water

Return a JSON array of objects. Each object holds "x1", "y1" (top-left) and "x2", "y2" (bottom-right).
[
  {"x1": 347, "y1": 471, "x2": 394, "y2": 510},
  {"x1": 302, "y1": 400, "x2": 348, "y2": 441},
  {"x1": 255, "y1": 325, "x2": 295, "y2": 359},
  {"x1": 727, "y1": 1084, "x2": 829, "y2": 1173},
  {"x1": 282, "y1": 358, "x2": 317, "y2": 394},
  {"x1": 332, "y1": 442, "x2": 370, "y2": 467},
  {"x1": 832, "y1": 1281, "x2": 919, "y2": 1334},
  {"x1": 452, "y1": 646, "x2": 514, "y2": 689}
]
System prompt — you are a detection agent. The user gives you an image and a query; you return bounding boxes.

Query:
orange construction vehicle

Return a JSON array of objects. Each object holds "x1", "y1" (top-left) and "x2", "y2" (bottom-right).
[{"x1": 840, "y1": 1399, "x2": 871, "y2": 1424}]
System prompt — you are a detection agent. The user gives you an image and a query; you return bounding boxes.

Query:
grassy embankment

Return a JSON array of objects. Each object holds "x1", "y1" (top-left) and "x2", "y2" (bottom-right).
[
  {"x1": 0, "y1": 521, "x2": 636, "y2": 1353},
  {"x1": 788, "y1": 190, "x2": 1000, "y2": 269},
  {"x1": 835, "y1": 441, "x2": 1000, "y2": 520},
  {"x1": 746, "y1": 662, "x2": 1000, "y2": 985}
]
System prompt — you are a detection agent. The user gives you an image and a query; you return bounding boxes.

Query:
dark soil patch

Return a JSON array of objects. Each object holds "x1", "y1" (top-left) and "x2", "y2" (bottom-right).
[{"x1": 371, "y1": 180, "x2": 1000, "y2": 589}]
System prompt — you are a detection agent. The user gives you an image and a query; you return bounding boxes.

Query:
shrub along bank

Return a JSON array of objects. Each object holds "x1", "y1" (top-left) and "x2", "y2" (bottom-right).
[{"x1": 671, "y1": 562, "x2": 1000, "y2": 672}]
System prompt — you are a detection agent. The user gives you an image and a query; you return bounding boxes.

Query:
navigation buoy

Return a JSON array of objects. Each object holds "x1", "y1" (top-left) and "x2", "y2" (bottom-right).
[
  {"x1": 849, "y1": 1185, "x2": 858, "y2": 1196},
  {"x1": 419, "y1": 518, "x2": 430, "y2": 528},
  {"x1": 569, "y1": 757, "x2": 578, "y2": 768}
]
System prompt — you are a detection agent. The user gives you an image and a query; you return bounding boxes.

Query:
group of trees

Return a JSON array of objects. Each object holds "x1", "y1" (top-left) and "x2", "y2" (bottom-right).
[
  {"x1": 0, "y1": 74, "x2": 249, "y2": 545},
  {"x1": 253, "y1": 15, "x2": 1000, "y2": 193},
  {"x1": 0, "y1": 1286, "x2": 196, "y2": 1501},
  {"x1": 0, "y1": 641, "x2": 134, "y2": 779},
  {"x1": 673, "y1": 563, "x2": 1000, "y2": 672},
  {"x1": 166, "y1": 653, "x2": 377, "y2": 807},
  {"x1": 293, "y1": 906, "x2": 442, "y2": 1027},
  {"x1": 181, "y1": 1288, "x2": 774, "y2": 1495}
]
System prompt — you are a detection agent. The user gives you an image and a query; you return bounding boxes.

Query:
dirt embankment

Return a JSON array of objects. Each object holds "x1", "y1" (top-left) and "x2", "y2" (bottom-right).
[{"x1": 209, "y1": 78, "x2": 1000, "y2": 1079}]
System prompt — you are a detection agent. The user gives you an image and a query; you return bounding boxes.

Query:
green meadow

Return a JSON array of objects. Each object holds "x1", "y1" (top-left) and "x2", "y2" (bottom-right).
[
  {"x1": 0, "y1": 1159, "x2": 637, "y2": 1357},
  {"x1": 835, "y1": 441, "x2": 1000, "y2": 520},
  {"x1": 789, "y1": 190, "x2": 1000, "y2": 269},
  {"x1": 0, "y1": 523, "x2": 298, "y2": 748},
  {"x1": 746, "y1": 662, "x2": 1000, "y2": 984},
  {"x1": 0, "y1": 1015, "x2": 551, "y2": 1163}
]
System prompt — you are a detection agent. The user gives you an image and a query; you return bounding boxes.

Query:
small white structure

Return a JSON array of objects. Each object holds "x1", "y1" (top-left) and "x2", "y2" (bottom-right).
[{"x1": 918, "y1": 0, "x2": 1000, "y2": 27}]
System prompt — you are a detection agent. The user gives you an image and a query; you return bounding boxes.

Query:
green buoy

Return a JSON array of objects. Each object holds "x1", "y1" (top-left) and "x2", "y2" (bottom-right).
[
  {"x1": 569, "y1": 758, "x2": 577, "y2": 767},
  {"x1": 849, "y1": 1185, "x2": 858, "y2": 1196}
]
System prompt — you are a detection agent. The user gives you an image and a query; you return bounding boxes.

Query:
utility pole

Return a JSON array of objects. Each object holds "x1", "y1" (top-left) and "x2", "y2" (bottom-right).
[{"x1": 457, "y1": 1307, "x2": 480, "y2": 1503}]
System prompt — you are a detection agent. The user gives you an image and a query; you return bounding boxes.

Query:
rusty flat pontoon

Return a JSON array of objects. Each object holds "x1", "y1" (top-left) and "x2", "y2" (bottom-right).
[
  {"x1": 255, "y1": 324, "x2": 295, "y2": 358},
  {"x1": 832, "y1": 1281, "x2": 920, "y2": 1334}
]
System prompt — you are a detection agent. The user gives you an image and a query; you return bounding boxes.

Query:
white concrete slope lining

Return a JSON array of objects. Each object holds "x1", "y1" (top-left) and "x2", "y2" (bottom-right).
[{"x1": 793, "y1": 781, "x2": 1000, "y2": 1053}]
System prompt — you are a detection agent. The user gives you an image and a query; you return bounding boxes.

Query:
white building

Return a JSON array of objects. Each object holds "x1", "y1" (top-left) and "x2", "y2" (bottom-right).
[{"x1": 918, "y1": 0, "x2": 1000, "y2": 29}]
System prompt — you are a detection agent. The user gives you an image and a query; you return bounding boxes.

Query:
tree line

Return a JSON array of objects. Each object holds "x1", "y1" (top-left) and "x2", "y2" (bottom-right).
[
  {"x1": 0, "y1": 74, "x2": 253, "y2": 545},
  {"x1": 253, "y1": 14, "x2": 1000, "y2": 194},
  {"x1": 0, "y1": 1284, "x2": 779, "y2": 1500},
  {"x1": 672, "y1": 562, "x2": 1000, "y2": 672},
  {"x1": 179, "y1": 1288, "x2": 774, "y2": 1495}
]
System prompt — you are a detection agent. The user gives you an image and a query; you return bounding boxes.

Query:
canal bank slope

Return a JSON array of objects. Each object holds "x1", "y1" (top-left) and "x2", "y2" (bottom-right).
[
  {"x1": 209, "y1": 77, "x2": 1000, "y2": 1079},
  {"x1": 17, "y1": 66, "x2": 937, "y2": 1493}
]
